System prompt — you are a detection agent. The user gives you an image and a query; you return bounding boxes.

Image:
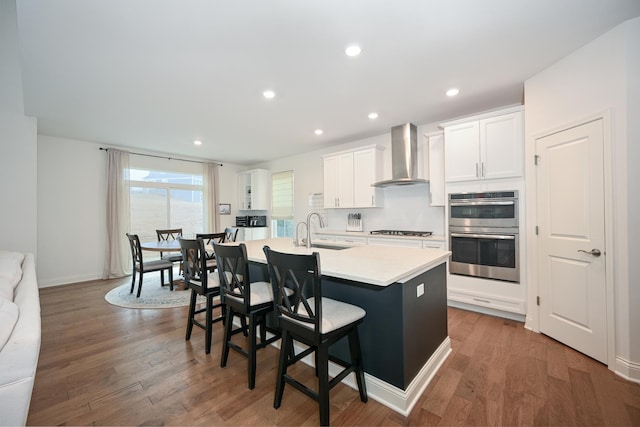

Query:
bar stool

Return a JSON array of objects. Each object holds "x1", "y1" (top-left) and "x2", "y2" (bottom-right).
[
  {"x1": 224, "y1": 227, "x2": 239, "y2": 242},
  {"x1": 179, "y1": 237, "x2": 224, "y2": 354},
  {"x1": 213, "y1": 242, "x2": 288, "y2": 389},
  {"x1": 195, "y1": 232, "x2": 226, "y2": 274},
  {"x1": 263, "y1": 245, "x2": 368, "y2": 426}
]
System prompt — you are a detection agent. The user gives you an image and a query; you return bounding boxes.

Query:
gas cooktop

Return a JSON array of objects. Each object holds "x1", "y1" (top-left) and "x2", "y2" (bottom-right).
[{"x1": 370, "y1": 230, "x2": 433, "y2": 237}]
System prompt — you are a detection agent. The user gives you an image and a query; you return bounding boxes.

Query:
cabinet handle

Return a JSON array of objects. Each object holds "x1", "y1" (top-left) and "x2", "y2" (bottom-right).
[
  {"x1": 475, "y1": 162, "x2": 479, "y2": 178},
  {"x1": 473, "y1": 297, "x2": 491, "y2": 304},
  {"x1": 481, "y1": 162, "x2": 485, "y2": 178},
  {"x1": 371, "y1": 195, "x2": 374, "y2": 206}
]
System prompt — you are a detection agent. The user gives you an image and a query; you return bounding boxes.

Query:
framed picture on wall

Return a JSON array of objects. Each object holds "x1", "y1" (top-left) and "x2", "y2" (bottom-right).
[{"x1": 219, "y1": 203, "x2": 231, "y2": 215}]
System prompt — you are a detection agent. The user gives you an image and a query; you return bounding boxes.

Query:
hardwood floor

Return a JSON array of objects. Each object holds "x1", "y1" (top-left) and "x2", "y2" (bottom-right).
[{"x1": 28, "y1": 277, "x2": 640, "y2": 426}]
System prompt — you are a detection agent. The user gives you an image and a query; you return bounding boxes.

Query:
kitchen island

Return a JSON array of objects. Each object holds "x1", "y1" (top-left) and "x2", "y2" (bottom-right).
[{"x1": 241, "y1": 238, "x2": 451, "y2": 415}]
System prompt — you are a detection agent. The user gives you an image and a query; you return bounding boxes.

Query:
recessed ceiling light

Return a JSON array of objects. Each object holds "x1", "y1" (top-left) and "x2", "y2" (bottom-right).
[
  {"x1": 193, "y1": 140, "x2": 202, "y2": 146},
  {"x1": 446, "y1": 88, "x2": 460, "y2": 97},
  {"x1": 263, "y1": 90, "x2": 276, "y2": 99},
  {"x1": 314, "y1": 129, "x2": 323, "y2": 135},
  {"x1": 345, "y1": 45, "x2": 362, "y2": 57},
  {"x1": 368, "y1": 112, "x2": 378, "y2": 120}
]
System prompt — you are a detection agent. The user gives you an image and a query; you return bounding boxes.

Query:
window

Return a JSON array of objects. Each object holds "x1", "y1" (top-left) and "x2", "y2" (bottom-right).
[
  {"x1": 128, "y1": 157, "x2": 204, "y2": 243},
  {"x1": 271, "y1": 170, "x2": 294, "y2": 238}
]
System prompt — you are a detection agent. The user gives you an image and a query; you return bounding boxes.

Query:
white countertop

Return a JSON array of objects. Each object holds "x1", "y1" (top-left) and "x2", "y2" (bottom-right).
[
  {"x1": 314, "y1": 230, "x2": 446, "y2": 242},
  {"x1": 241, "y1": 238, "x2": 450, "y2": 287}
]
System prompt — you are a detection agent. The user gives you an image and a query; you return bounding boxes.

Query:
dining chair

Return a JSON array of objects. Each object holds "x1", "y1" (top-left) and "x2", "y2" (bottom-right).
[
  {"x1": 213, "y1": 242, "x2": 289, "y2": 389},
  {"x1": 126, "y1": 233, "x2": 175, "y2": 297},
  {"x1": 180, "y1": 237, "x2": 224, "y2": 354},
  {"x1": 224, "y1": 227, "x2": 239, "y2": 242},
  {"x1": 156, "y1": 228, "x2": 183, "y2": 286},
  {"x1": 263, "y1": 245, "x2": 368, "y2": 426},
  {"x1": 195, "y1": 232, "x2": 227, "y2": 274}
]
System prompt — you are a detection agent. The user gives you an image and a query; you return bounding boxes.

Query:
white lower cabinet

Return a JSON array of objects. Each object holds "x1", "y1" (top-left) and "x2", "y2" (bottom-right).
[
  {"x1": 422, "y1": 240, "x2": 445, "y2": 250},
  {"x1": 367, "y1": 237, "x2": 423, "y2": 248},
  {"x1": 447, "y1": 285, "x2": 526, "y2": 316},
  {"x1": 239, "y1": 227, "x2": 269, "y2": 241},
  {"x1": 313, "y1": 233, "x2": 445, "y2": 251},
  {"x1": 334, "y1": 236, "x2": 367, "y2": 246}
]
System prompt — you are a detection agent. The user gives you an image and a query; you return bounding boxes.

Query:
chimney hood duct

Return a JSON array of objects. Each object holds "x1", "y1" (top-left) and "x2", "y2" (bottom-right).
[{"x1": 372, "y1": 123, "x2": 429, "y2": 187}]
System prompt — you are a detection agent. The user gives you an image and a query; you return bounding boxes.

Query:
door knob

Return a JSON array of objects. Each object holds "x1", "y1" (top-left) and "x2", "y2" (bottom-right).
[{"x1": 578, "y1": 248, "x2": 601, "y2": 257}]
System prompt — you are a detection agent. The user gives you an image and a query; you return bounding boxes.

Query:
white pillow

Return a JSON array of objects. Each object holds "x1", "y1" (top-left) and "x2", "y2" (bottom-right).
[
  {"x1": 0, "y1": 297, "x2": 19, "y2": 351},
  {"x1": 0, "y1": 251, "x2": 24, "y2": 288},
  {"x1": 0, "y1": 278, "x2": 13, "y2": 301}
]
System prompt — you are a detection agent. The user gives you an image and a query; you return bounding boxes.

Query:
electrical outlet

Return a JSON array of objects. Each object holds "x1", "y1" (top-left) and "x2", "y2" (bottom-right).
[{"x1": 417, "y1": 283, "x2": 424, "y2": 297}]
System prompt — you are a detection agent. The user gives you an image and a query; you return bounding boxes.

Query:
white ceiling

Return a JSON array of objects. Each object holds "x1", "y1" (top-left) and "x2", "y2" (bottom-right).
[{"x1": 16, "y1": 0, "x2": 640, "y2": 165}]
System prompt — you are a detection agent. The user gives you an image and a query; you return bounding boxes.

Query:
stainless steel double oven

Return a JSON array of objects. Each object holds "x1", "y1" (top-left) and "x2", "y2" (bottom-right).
[{"x1": 448, "y1": 191, "x2": 519, "y2": 283}]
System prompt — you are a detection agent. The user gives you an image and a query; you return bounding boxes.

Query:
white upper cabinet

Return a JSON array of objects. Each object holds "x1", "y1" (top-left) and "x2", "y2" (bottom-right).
[
  {"x1": 443, "y1": 109, "x2": 524, "y2": 182},
  {"x1": 323, "y1": 152, "x2": 354, "y2": 208},
  {"x1": 353, "y1": 147, "x2": 384, "y2": 208},
  {"x1": 323, "y1": 145, "x2": 384, "y2": 208},
  {"x1": 426, "y1": 132, "x2": 445, "y2": 206},
  {"x1": 480, "y1": 112, "x2": 524, "y2": 180},
  {"x1": 444, "y1": 121, "x2": 480, "y2": 182},
  {"x1": 238, "y1": 168, "x2": 270, "y2": 210}
]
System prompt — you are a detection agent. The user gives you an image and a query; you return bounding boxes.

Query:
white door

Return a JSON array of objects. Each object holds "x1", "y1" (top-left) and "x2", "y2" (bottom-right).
[{"x1": 536, "y1": 119, "x2": 607, "y2": 363}]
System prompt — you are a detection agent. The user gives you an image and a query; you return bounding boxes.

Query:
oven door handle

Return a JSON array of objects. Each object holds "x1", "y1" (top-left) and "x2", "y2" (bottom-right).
[
  {"x1": 449, "y1": 201, "x2": 515, "y2": 206},
  {"x1": 450, "y1": 233, "x2": 516, "y2": 240}
]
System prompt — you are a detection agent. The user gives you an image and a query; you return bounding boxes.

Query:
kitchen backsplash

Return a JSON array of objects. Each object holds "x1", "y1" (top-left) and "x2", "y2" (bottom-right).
[{"x1": 325, "y1": 183, "x2": 445, "y2": 234}]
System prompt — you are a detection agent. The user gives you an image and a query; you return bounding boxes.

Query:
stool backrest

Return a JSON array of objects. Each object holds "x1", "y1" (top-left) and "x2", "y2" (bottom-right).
[
  {"x1": 196, "y1": 232, "x2": 226, "y2": 260},
  {"x1": 224, "y1": 227, "x2": 239, "y2": 242},
  {"x1": 263, "y1": 246, "x2": 322, "y2": 333},
  {"x1": 180, "y1": 238, "x2": 210, "y2": 290},
  {"x1": 213, "y1": 242, "x2": 252, "y2": 309}
]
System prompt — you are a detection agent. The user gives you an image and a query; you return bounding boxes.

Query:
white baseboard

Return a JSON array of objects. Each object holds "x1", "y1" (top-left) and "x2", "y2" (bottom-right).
[
  {"x1": 614, "y1": 356, "x2": 640, "y2": 384},
  {"x1": 38, "y1": 273, "x2": 103, "y2": 288},
  {"x1": 288, "y1": 336, "x2": 452, "y2": 416}
]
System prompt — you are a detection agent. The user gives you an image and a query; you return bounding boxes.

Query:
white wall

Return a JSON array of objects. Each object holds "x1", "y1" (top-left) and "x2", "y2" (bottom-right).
[
  {"x1": 37, "y1": 136, "x2": 106, "y2": 285},
  {"x1": 35, "y1": 135, "x2": 245, "y2": 286},
  {"x1": 0, "y1": 0, "x2": 38, "y2": 255},
  {"x1": 524, "y1": 17, "x2": 639, "y2": 380}
]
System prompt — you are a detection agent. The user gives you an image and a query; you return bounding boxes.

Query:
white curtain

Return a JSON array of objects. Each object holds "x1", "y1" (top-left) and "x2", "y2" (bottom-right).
[
  {"x1": 204, "y1": 162, "x2": 221, "y2": 232},
  {"x1": 103, "y1": 149, "x2": 131, "y2": 278}
]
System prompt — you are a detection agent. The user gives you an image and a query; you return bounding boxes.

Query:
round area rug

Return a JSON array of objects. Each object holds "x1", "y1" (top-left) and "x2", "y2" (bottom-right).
[{"x1": 105, "y1": 282, "x2": 206, "y2": 309}]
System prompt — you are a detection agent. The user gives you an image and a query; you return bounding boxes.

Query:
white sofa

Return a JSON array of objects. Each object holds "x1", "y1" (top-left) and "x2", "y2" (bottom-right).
[{"x1": 0, "y1": 252, "x2": 41, "y2": 427}]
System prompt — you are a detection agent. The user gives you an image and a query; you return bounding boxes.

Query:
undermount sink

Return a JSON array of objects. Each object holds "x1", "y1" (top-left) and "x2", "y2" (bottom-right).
[{"x1": 309, "y1": 243, "x2": 348, "y2": 250}]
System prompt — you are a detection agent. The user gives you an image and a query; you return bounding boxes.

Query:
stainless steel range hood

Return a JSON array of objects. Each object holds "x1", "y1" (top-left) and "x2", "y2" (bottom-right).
[{"x1": 372, "y1": 123, "x2": 429, "y2": 187}]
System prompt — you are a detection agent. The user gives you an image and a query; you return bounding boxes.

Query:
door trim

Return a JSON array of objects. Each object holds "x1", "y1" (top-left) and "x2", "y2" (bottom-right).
[{"x1": 525, "y1": 109, "x2": 615, "y2": 369}]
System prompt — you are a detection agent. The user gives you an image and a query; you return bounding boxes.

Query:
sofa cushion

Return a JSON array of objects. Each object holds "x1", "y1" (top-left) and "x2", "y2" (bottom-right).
[
  {"x1": 0, "y1": 297, "x2": 19, "y2": 351},
  {"x1": 0, "y1": 278, "x2": 13, "y2": 301},
  {"x1": 0, "y1": 251, "x2": 24, "y2": 289}
]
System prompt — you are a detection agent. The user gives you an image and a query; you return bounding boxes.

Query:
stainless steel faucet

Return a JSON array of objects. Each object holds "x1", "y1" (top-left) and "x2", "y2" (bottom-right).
[
  {"x1": 306, "y1": 212, "x2": 325, "y2": 248},
  {"x1": 294, "y1": 221, "x2": 307, "y2": 247}
]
